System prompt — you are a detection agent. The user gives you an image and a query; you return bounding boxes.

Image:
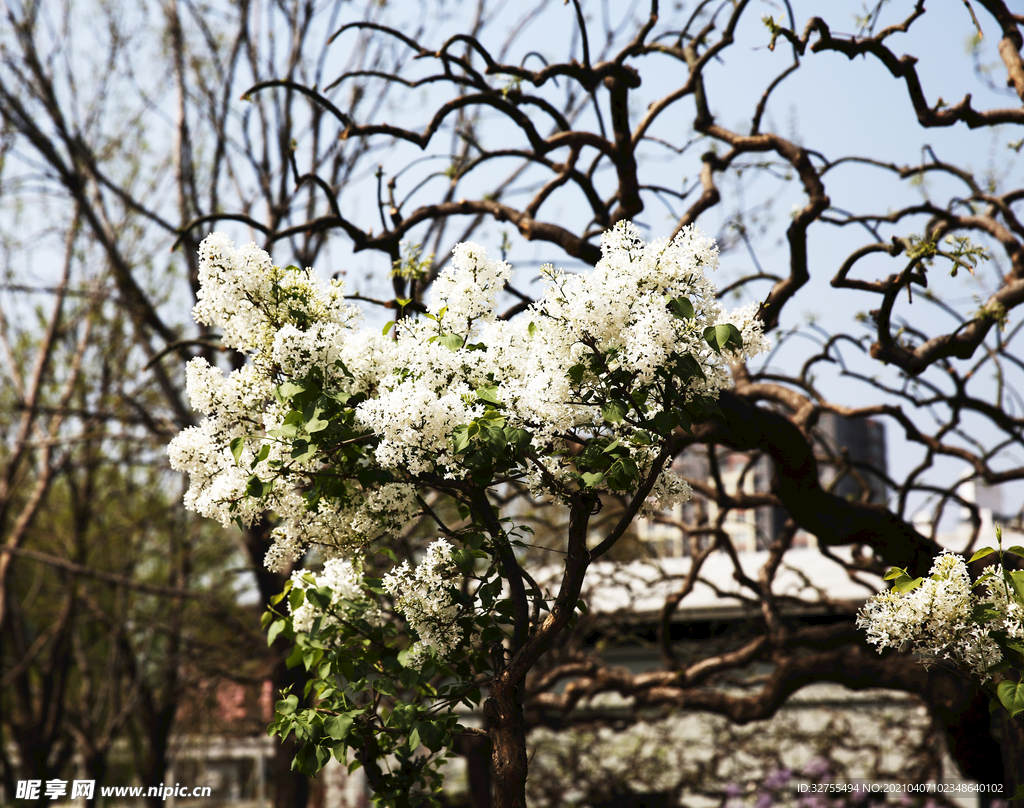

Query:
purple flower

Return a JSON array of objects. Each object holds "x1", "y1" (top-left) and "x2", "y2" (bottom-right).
[
  {"x1": 801, "y1": 757, "x2": 831, "y2": 779},
  {"x1": 764, "y1": 767, "x2": 792, "y2": 791}
]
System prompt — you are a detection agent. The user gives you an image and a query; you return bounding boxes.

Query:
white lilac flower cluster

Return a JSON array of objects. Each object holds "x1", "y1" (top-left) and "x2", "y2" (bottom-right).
[
  {"x1": 193, "y1": 232, "x2": 359, "y2": 362},
  {"x1": 382, "y1": 539, "x2": 463, "y2": 667},
  {"x1": 168, "y1": 222, "x2": 769, "y2": 572},
  {"x1": 725, "y1": 301, "x2": 773, "y2": 359},
  {"x1": 856, "y1": 551, "x2": 1004, "y2": 682},
  {"x1": 358, "y1": 221, "x2": 767, "y2": 483},
  {"x1": 288, "y1": 557, "x2": 382, "y2": 634},
  {"x1": 168, "y1": 361, "x2": 271, "y2": 529},
  {"x1": 982, "y1": 563, "x2": 1024, "y2": 642},
  {"x1": 264, "y1": 482, "x2": 421, "y2": 573},
  {"x1": 534, "y1": 223, "x2": 723, "y2": 389}
]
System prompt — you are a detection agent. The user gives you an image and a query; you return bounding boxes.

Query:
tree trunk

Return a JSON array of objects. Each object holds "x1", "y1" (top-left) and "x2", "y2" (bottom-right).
[
  {"x1": 272, "y1": 735, "x2": 310, "y2": 808},
  {"x1": 454, "y1": 732, "x2": 492, "y2": 808},
  {"x1": 485, "y1": 679, "x2": 527, "y2": 808},
  {"x1": 142, "y1": 705, "x2": 175, "y2": 808},
  {"x1": 995, "y1": 710, "x2": 1024, "y2": 808}
]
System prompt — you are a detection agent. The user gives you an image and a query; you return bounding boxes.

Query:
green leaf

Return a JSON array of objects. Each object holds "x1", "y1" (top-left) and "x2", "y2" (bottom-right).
[
  {"x1": 276, "y1": 694, "x2": 299, "y2": 716},
  {"x1": 417, "y1": 721, "x2": 445, "y2": 753},
  {"x1": 230, "y1": 436, "x2": 245, "y2": 464},
  {"x1": 246, "y1": 475, "x2": 265, "y2": 498},
  {"x1": 374, "y1": 678, "x2": 397, "y2": 696},
  {"x1": 302, "y1": 647, "x2": 324, "y2": 671},
  {"x1": 972, "y1": 601, "x2": 1000, "y2": 622},
  {"x1": 324, "y1": 714, "x2": 354, "y2": 741},
  {"x1": 285, "y1": 645, "x2": 304, "y2": 669},
  {"x1": 252, "y1": 443, "x2": 271, "y2": 468},
  {"x1": 703, "y1": 323, "x2": 744, "y2": 353},
  {"x1": 306, "y1": 412, "x2": 330, "y2": 433},
  {"x1": 452, "y1": 547, "x2": 475, "y2": 572},
  {"x1": 997, "y1": 680, "x2": 1024, "y2": 717},
  {"x1": 606, "y1": 457, "x2": 640, "y2": 491},
  {"x1": 1006, "y1": 637, "x2": 1024, "y2": 658},
  {"x1": 893, "y1": 575, "x2": 924, "y2": 594},
  {"x1": 1005, "y1": 545, "x2": 1024, "y2": 559},
  {"x1": 438, "y1": 333, "x2": 465, "y2": 352},
  {"x1": 267, "y1": 619, "x2": 286, "y2": 646},
  {"x1": 527, "y1": 321, "x2": 537, "y2": 337},
  {"x1": 504, "y1": 427, "x2": 531, "y2": 452},
  {"x1": 969, "y1": 547, "x2": 997, "y2": 563},
  {"x1": 668, "y1": 296, "x2": 695, "y2": 319},
  {"x1": 476, "y1": 385, "x2": 501, "y2": 404},
  {"x1": 391, "y1": 702, "x2": 415, "y2": 729},
  {"x1": 672, "y1": 353, "x2": 706, "y2": 381},
  {"x1": 382, "y1": 320, "x2": 396, "y2": 336},
  {"x1": 481, "y1": 625, "x2": 504, "y2": 644},
  {"x1": 271, "y1": 581, "x2": 292, "y2": 606},
  {"x1": 481, "y1": 421, "x2": 508, "y2": 455},
  {"x1": 651, "y1": 410, "x2": 676, "y2": 435},
  {"x1": 307, "y1": 588, "x2": 332, "y2": 610},
  {"x1": 602, "y1": 399, "x2": 629, "y2": 424},
  {"x1": 305, "y1": 418, "x2": 329, "y2": 434},
  {"x1": 989, "y1": 659, "x2": 1015, "y2": 674},
  {"x1": 277, "y1": 380, "x2": 308, "y2": 400},
  {"x1": 452, "y1": 424, "x2": 472, "y2": 454},
  {"x1": 294, "y1": 743, "x2": 328, "y2": 775},
  {"x1": 567, "y1": 364, "x2": 586, "y2": 385},
  {"x1": 1009, "y1": 570, "x2": 1024, "y2": 603},
  {"x1": 270, "y1": 410, "x2": 304, "y2": 439},
  {"x1": 580, "y1": 472, "x2": 605, "y2": 488},
  {"x1": 882, "y1": 565, "x2": 923, "y2": 593},
  {"x1": 291, "y1": 440, "x2": 316, "y2": 463}
]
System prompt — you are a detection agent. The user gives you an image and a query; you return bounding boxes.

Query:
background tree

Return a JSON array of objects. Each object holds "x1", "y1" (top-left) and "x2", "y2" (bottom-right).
[
  {"x1": 0, "y1": 197, "x2": 265, "y2": 807},
  {"x1": 4, "y1": 0, "x2": 1024, "y2": 806},
  {"x1": 0, "y1": 0, "x2": 404, "y2": 804}
]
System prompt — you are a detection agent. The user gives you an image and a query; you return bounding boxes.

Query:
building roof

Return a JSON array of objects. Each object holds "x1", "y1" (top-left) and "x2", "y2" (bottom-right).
[{"x1": 535, "y1": 546, "x2": 885, "y2": 622}]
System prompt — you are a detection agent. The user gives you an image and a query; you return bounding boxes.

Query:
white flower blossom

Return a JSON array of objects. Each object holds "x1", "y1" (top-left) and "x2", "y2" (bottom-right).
[
  {"x1": 170, "y1": 224, "x2": 771, "y2": 570},
  {"x1": 264, "y1": 484, "x2": 421, "y2": 571},
  {"x1": 724, "y1": 301, "x2": 771, "y2": 359},
  {"x1": 983, "y1": 563, "x2": 1024, "y2": 642},
  {"x1": 429, "y1": 242, "x2": 512, "y2": 335},
  {"x1": 289, "y1": 557, "x2": 380, "y2": 634},
  {"x1": 193, "y1": 232, "x2": 359, "y2": 363},
  {"x1": 857, "y1": 551, "x2": 1003, "y2": 682},
  {"x1": 383, "y1": 539, "x2": 464, "y2": 664}
]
